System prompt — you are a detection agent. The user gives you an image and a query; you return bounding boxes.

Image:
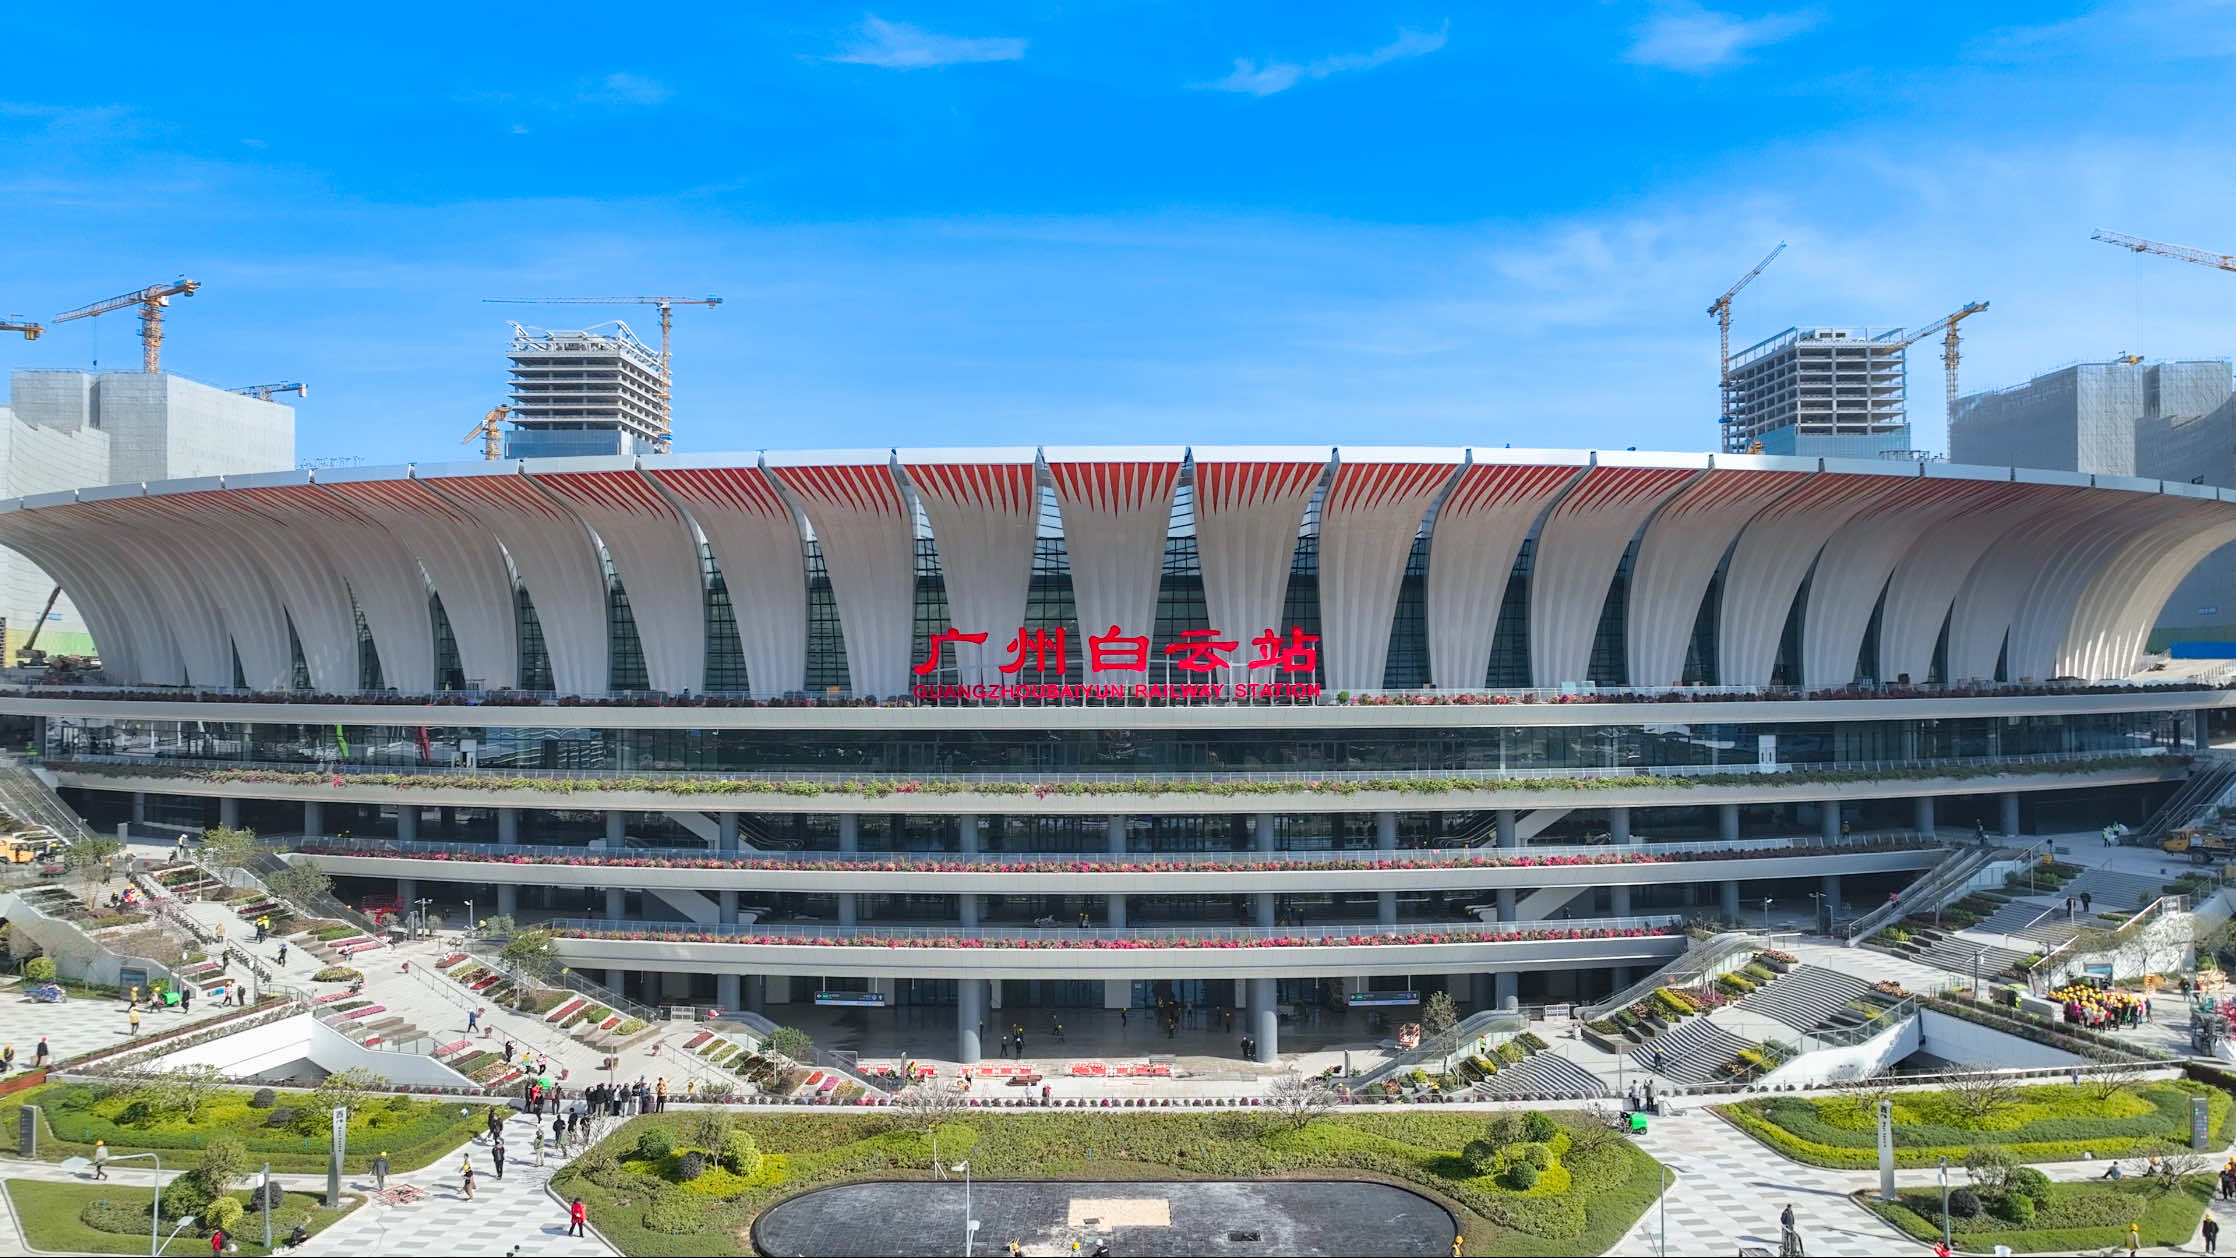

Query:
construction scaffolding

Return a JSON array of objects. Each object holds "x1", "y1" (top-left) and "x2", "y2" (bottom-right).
[
  {"x1": 1719, "y1": 327, "x2": 1910, "y2": 455},
  {"x1": 502, "y1": 322, "x2": 669, "y2": 459}
]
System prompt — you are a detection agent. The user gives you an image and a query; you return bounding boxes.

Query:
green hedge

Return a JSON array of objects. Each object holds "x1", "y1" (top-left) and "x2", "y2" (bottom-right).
[
  {"x1": 2, "y1": 1083, "x2": 498, "y2": 1174},
  {"x1": 1719, "y1": 1080, "x2": 2232, "y2": 1168},
  {"x1": 1862, "y1": 1177, "x2": 2212, "y2": 1253},
  {"x1": 4, "y1": 1180, "x2": 357, "y2": 1256},
  {"x1": 552, "y1": 1110, "x2": 1664, "y2": 1257}
]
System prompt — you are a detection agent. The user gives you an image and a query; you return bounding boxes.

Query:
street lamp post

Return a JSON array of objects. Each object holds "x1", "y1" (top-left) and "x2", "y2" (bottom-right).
[
  {"x1": 953, "y1": 1160, "x2": 978, "y2": 1257},
  {"x1": 1760, "y1": 897, "x2": 1773, "y2": 938},
  {"x1": 464, "y1": 899, "x2": 477, "y2": 935},
  {"x1": 1937, "y1": 1155, "x2": 1952, "y2": 1250},
  {"x1": 412, "y1": 897, "x2": 432, "y2": 938},
  {"x1": 1973, "y1": 949, "x2": 1985, "y2": 1004},
  {"x1": 1808, "y1": 891, "x2": 1825, "y2": 936},
  {"x1": 72, "y1": 1151, "x2": 162, "y2": 1254}
]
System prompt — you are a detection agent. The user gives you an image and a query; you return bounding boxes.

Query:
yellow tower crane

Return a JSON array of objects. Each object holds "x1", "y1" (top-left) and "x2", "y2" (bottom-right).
[
  {"x1": 2092, "y1": 228, "x2": 2236, "y2": 273},
  {"x1": 229, "y1": 381, "x2": 307, "y2": 401},
  {"x1": 52, "y1": 278, "x2": 200, "y2": 373},
  {"x1": 479, "y1": 296, "x2": 721, "y2": 452},
  {"x1": 1708, "y1": 243, "x2": 1786, "y2": 447},
  {"x1": 0, "y1": 318, "x2": 42, "y2": 341},
  {"x1": 1891, "y1": 301, "x2": 1991, "y2": 425},
  {"x1": 463, "y1": 405, "x2": 511, "y2": 461}
]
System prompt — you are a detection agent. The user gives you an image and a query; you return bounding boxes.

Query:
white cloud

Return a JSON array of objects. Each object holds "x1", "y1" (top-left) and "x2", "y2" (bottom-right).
[
  {"x1": 831, "y1": 15, "x2": 1026, "y2": 69},
  {"x1": 1624, "y1": 4, "x2": 1818, "y2": 72},
  {"x1": 1208, "y1": 25, "x2": 1449, "y2": 96},
  {"x1": 586, "y1": 73, "x2": 673, "y2": 106}
]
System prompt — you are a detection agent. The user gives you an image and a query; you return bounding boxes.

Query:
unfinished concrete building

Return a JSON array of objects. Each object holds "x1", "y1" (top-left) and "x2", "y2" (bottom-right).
[
  {"x1": 1720, "y1": 327, "x2": 1911, "y2": 458},
  {"x1": 503, "y1": 322, "x2": 668, "y2": 459}
]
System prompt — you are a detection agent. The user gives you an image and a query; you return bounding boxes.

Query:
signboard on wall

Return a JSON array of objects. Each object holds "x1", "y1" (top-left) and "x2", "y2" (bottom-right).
[
  {"x1": 912, "y1": 623, "x2": 1323, "y2": 703},
  {"x1": 814, "y1": 992, "x2": 888, "y2": 1008},
  {"x1": 1346, "y1": 992, "x2": 1422, "y2": 1008}
]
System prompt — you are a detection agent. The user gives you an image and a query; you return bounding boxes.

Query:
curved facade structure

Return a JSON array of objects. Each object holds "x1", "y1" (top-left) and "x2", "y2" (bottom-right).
[{"x1": 4, "y1": 444, "x2": 2230, "y2": 1069}]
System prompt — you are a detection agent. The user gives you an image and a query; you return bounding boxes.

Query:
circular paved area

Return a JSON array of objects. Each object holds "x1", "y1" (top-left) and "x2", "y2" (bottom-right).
[{"x1": 753, "y1": 1178, "x2": 1457, "y2": 1256}]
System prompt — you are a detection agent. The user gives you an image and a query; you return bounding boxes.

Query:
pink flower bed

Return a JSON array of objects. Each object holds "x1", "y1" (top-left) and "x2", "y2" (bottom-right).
[{"x1": 550, "y1": 924, "x2": 1678, "y2": 950}]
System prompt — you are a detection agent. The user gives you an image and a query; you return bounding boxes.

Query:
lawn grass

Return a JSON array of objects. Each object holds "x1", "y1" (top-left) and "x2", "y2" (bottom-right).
[
  {"x1": 1, "y1": 1081, "x2": 497, "y2": 1173},
  {"x1": 2, "y1": 1180, "x2": 357, "y2": 1256},
  {"x1": 1717, "y1": 1079, "x2": 2233, "y2": 1168},
  {"x1": 1860, "y1": 1176, "x2": 2211, "y2": 1253},
  {"x1": 551, "y1": 1109, "x2": 1664, "y2": 1257}
]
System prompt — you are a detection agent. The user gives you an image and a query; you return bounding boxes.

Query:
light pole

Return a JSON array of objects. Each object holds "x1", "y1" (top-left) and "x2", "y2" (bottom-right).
[
  {"x1": 1973, "y1": 949, "x2": 1985, "y2": 1004},
  {"x1": 1657, "y1": 1163, "x2": 1673, "y2": 1257},
  {"x1": 69, "y1": 1151, "x2": 161, "y2": 1254},
  {"x1": 464, "y1": 898, "x2": 477, "y2": 935},
  {"x1": 953, "y1": 1160, "x2": 978, "y2": 1257},
  {"x1": 1937, "y1": 1155, "x2": 1952, "y2": 1251},
  {"x1": 1760, "y1": 897, "x2": 1773, "y2": 938},
  {"x1": 1808, "y1": 891, "x2": 1825, "y2": 936},
  {"x1": 413, "y1": 897, "x2": 432, "y2": 938}
]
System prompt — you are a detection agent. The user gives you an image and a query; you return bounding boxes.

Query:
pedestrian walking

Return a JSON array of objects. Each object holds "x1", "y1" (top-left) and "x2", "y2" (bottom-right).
[
  {"x1": 276, "y1": 942, "x2": 288, "y2": 965},
  {"x1": 467, "y1": 1008, "x2": 479, "y2": 1033},
  {"x1": 1, "y1": 1044, "x2": 13, "y2": 1074},
  {"x1": 460, "y1": 1159, "x2": 476, "y2": 1200},
  {"x1": 1779, "y1": 1203, "x2": 1800, "y2": 1257},
  {"x1": 33, "y1": 1037, "x2": 48, "y2": 1068},
  {"x1": 2206, "y1": 1213, "x2": 2222, "y2": 1256},
  {"x1": 179, "y1": 986, "x2": 191, "y2": 1014},
  {"x1": 486, "y1": 1107, "x2": 503, "y2": 1144},
  {"x1": 656, "y1": 1077, "x2": 668, "y2": 1112},
  {"x1": 533, "y1": 1129, "x2": 546, "y2": 1168},
  {"x1": 568, "y1": 1196, "x2": 588, "y2": 1238},
  {"x1": 503, "y1": 1039, "x2": 515, "y2": 1064},
  {"x1": 372, "y1": 1149, "x2": 389, "y2": 1191},
  {"x1": 93, "y1": 1139, "x2": 109, "y2": 1179},
  {"x1": 210, "y1": 1226, "x2": 227, "y2": 1256},
  {"x1": 128, "y1": 1007, "x2": 140, "y2": 1036},
  {"x1": 2127, "y1": 1220, "x2": 2141, "y2": 1255},
  {"x1": 491, "y1": 1138, "x2": 506, "y2": 1180},
  {"x1": 2083, "y1": 891, "x2": 2095, "y2": 913}
]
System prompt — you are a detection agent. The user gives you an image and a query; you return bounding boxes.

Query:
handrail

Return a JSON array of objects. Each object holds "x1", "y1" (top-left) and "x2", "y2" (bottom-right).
[
  {"x1": 1841, "y1": 842, "x2": 2012, "y2": 942},
  {"x1": 539, "y1": 912, "x2": 1689, "y2": 945},
  {"x1": 2026, "y1": 893, "x2": 2190, "y2": 992},
  {"x1": 461, "y1": 934, "x2": 664, "y2": 1025},
  {"x1": 1578, "y1": 931, "x2": 1760, "y2": 1021},
  {"x1": 274, "y1": 830, "x2": 1946, "y2": 872},
  {"x1": 1346, "y1": 1008, "x2": 1525, "y2": 1089},
  {"x1": 42, "y1": 747, "x2": 2180, "y2": 789},
  {"x1": 0, "y1": 749, "x2": 108, "y2": 844}
]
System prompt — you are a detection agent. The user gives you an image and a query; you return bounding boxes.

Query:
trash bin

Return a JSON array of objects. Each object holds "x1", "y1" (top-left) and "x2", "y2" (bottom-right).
[{"x1": 1627, "y1": 1111, "x2": 1648, "y2": 1133}]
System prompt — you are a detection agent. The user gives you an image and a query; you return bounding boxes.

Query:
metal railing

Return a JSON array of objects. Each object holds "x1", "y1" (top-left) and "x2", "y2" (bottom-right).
[
  {"x1": 43, "y1": 746, "x2": 2181, "y2": 790},
  {"x1": 0, "y1": 749, "x2": 107, "y2": 843},
  {"x1": 460, "y1": 934, "x2": 664, "y2": 1025},
  {"x1": 2027, "y1": 893, "x2": 2190, "y2": 991},
  {"x1": 1841, "y1": 843, "x2": 2007, "y2": 942},
  {"x1": 274, "y1": 828, "x2": 1945, "y2": 872},
  {"x1": 539, "y1": 912, "x2": 1689, "y2": 945},
  {"x1": 1577, "y1": 931, "x2": 1761, "y2": 1021},
  {"x1": 1344, "y1": 1007, "x2": 1527, "y2": 1090}
]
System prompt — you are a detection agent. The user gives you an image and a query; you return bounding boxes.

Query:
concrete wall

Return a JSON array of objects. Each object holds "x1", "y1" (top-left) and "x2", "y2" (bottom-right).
[
  {"x1": 1758, "y1": 1011, "x2": 1922, "y2": 1088},
  {"x1": 152, "y1": 1011, "x2": 474, "y2": 1089},
  {"x1": 0, "y1": 889, "x2": 185, "y2": 991},
  {"x1": 1916, "y1": 1007, "x2": 2088, "y2": 1068}
]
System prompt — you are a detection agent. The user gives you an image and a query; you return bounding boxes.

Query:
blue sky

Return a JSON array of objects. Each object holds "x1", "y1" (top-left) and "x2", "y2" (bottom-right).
[{"x1": 4, "y1": 3, "x2": 2235, "y2": 465}]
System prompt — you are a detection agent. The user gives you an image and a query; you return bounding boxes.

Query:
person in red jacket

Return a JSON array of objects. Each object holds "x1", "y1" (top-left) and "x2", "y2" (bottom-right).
[{"x1": 568, "y1": 1197, "x2": 587, "y2": 1237}]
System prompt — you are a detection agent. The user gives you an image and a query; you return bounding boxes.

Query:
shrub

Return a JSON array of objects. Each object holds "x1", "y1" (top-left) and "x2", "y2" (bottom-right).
[
  {"x1": 675, "y1": 1151, "x2": 706, "y2": 1182},
  {"x1": 23, "y1": 956, "x2": 55, "y2": 982},
  {"x1": 719, "y1": 1130, "x2": 760, "y2": 1176},
  {"x1": 1964, "y1": 1145, "x2": 2017, "y2": 1192},
  {"x1": 160, "y1": 1173, "x2": 213, "y2": 1218},
  {"x1": 635, "y1": 1129, "x2": 673, "y2": 1162},
  {"x1": 80, "y1": 1199, "x2": 146, "y2": 1234},
  {"x1": 1521, "y1": 1111, "x2": 1559, "y2": 1143},
  {"x1": 1996, "y1": 1191, "x2": 2037, "y2": 1225},
  {"x1": 1512, "y1": 1140, "x2": 1554, "y2": 1170},
  {"x1": 248, "y1": 1088, "x2": 276, "y2": 1109},
  {"x1": 1503, "y1": 1160, "x2": 1540, "y2": 1190},
  {"x1": 642, "y1": 1190, "x2": 701, "y2": 1235},
  {"x1": 1947, "y1": 1187, "x2": 1981, "y2": 1219},
  {"x1": 266, "y1": 1107, "x2": 298, "y2": 1129},
  {"x1": 1462, "y1": 1138, "x2": 1501, "y2": 1176},
  {"x1": 203, "y1": 1195, "x2": 245, "y2": 1236},
  {"x1": 2005, "y1": 1165, "x2": 2052, "y2": 1205},
  {"x1": 765, "y1": 1026, "x2": 815, "y2": 1062}
]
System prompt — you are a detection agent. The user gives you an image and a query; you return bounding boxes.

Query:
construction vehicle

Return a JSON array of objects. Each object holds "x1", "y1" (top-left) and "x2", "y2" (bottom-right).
[
  {"x1": 52, "y1": 278, "x2": 200, "y2": 373},
  {"x1": 230, "y1": 381, "x2": 307, "y2": 401},
  {"x1": 0, "y1": 318, "x2": 41, "y2": 341},
  {"x1": 13, "y1": 585, "x2": 62, "y2": 666},
  {"x1": 0, "y1": 830, "x2": 61, "y2": 865},
  {"x1": 481, "y1": 296, "x2": 722, "y2": 451},
  {"x1": 463, "y1": 405, "x2": 511, "y2": 461},
  {"x1": 1888, "y1": 301, "x2": 1991, "y2": 424},
  {"x1": 1709, "y1": 243, "x2": 1787, "y2": 442},
  {"x1": 2164, "y1": 826, "x2": 2236, "y2": 864}
]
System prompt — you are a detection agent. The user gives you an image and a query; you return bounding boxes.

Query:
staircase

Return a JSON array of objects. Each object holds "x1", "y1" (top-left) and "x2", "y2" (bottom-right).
[
  {"x1": 1486, "y1": 1052, "x2": 1609, "y2": 1097},
  {"x1": 2060, "y1": 868, "x2": 2172, "y2": 912},
  {"x1": 1842, "y1": 845, "x2": 1992, "y2": 942},
  {"x1": 1736, "y1": 965, "x2": 1882, "y2": 1035},
  {"x1": 1630, "y1": 1017, "x2": 1756, "y2": 1084},
  {"x1": 2136, "y1": 758, "x2": 2236, "y2": 847},
  {"x1": 1888, "y1": 927, "x2": 2034, "y2": 979},
  {"x1": 0, "y1": 750, "x2": 106, "y2": 844}
]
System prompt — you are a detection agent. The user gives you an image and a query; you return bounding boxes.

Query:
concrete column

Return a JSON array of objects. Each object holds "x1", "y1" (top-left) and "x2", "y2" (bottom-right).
[
  {"x1": 303, "y1": 801, "x2": 324, "y2": 836},
  {"x1": 1820, "y1": 874, "x2": 1843, "y2": 922},
  {"x1": 604, "y1": 887, "x2": 624, "y2": 921},
  {"x1": 397, "y1": 877, "x2": 417, "y2": 911},
  {"x1": 745, "y1": 975, "x2": 765, "y2": 1012},
  {"x1": 218, "y1": 796, "x2": 240, "y2": 828},
  {"x1": 1611, "y1": 965, "x2": 1634, "y2": 989},
  {"x1": 496, "y1": 807, "x2": 518, "y2": 846},
  {"x1": 1376, "y1": 810, "x2": 1398, "y2": 851},
  {"x1": 960, "y1": 892, "x2": 979, "y2": 929},
  {"x1": 1496, "y1": 888, "x2": 1517, "y2": 922},
  {"x1": 605, "y1": 811, "x2": 626, "y2": 846},
  {"x1": 719, "y1": 889, "x2": 739, "y2": 926},
  {"x1": 1106, "y1": 893, "x2": 1126, "y2": 929},
  {"x1": 716, "y1": 972, "x2": 741, "y2": 1011},
  {"x1": 1819, "y1": 801, "x2": 1841, "y2": 843},
  {"x1": 717, "y1": 812, "x2": 739, "y2": 853},
  {"x1": 2000, "y1": 791, "x2": 2021, "y2": 837},
  {"x1": 396, "y1": 806, "x2": 417, "y2": 841},
  {"x1": 496, "y1": 883, "x2": 517, "y2": 917},
  {"x1": 1719, "y1": 803, "x2": 1740, "y2": 844},
  {"x1": 1609, "y1": 806, "x2": 1631, "y2": 844},
  {"x1": 957, "y1": 978, "x2": 984, "y2": 1065},
  {"x1": 838, "y1": 893, "x2": 858, "y2": 928},
  {"x1": 838, "y1": 813, "x2": 859, "y2": 852},
  {"x1": 606, "y1": 969, "x2": 624, "y2": 992},
  {"x1": 1378, "y1": 891, "x2": 1398, "y2": 926},
  {"x1": 1610, "y1": 885, "x2": 1632, "y2": 917},
  {"x1": 958, "y1": 813, "x2": 979, "y2": 854},
  {"x1": 1107, "y1": 815, "x2": 1127, "y2": 855},
  {"x1": 1497, "y1": 809, "x2": 1517, "y2": 848},
  {"x1": 1249, "y1": 978, "x2": 1278, "y2": 1064},
  {"x1": 1256, "y1": 892, "x2": 1276, "y2": 928},
  {"x1": 1495, "y1": 971, "x2": 1518, "y2": 1009},
  {"x1": 131, "y1": 792, "x2": 148, "y2": 824},
  {"x1": 1255, "y1": 813, "x2": 1277, "y2": 852},
  {"x1": 1914, "y1": 796, "x2": 1936, "y2": 834},
  {"x1": 1721, "y1": 880, "x2": 1741, "y2": 921}
]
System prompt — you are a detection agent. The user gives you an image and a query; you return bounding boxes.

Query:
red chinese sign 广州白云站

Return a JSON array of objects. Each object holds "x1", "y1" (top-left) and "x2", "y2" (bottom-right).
[{"x1": 909, "y1": 624, "x2": 1323, "y2": 703}]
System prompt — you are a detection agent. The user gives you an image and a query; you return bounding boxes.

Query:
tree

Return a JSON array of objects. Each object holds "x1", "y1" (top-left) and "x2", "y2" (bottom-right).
[
  {"x1": 1962, "y1": 1145, "x2": 2017, "y2": 1194},
  {"x1": 189, "y1": 1134, "x2": 249, "y2": 1200},
  {"x1": 63, "y1": 836, "x2": 123, "y2": 890},
  {"x1": 477, "y1": 914, "x2": 518, "y2": 939},
  {"x1": 687, "y1": 1105, "x2": 733, "y2": 1154},
  {"x1": 146, "y1": 1063, "x2": 228, "y2": 1123},
  {"x1": 2083, "y1": 1064, "x2": 2156, "y2": 1102},
  {"x1": 264, "y1": 861, "x2": 332, "y2": 910},
  {"x1": 1944, "y1": 1069, "x2": 2019, "y2": 1120},
  {"x1": 295, "y1": 1066, "x2": 383, "y2": 1133},
  {"x1": 892, "y1": 1081, "x2": 968, "y2": 1136},
  {"x1": 199, "y1": 826, "x2": 260, "y2": 878},
  {"x1": 764, "y1": 1025, "x2": 815, "y2": 1063},
  {"x1": 1836, "y1": 1077, "x2": 1902, "y2": 1126},
  {"x1": 2146, "y1": 1140, "x2": 2209, "y2": 1193},
  {"x1": 1265, "y1": 1072, "x2": 1336, "y2": 1130},
  {"x1": 501, "y1": 929, "x2": 554, "y2": 969},
  {"x1": 1421, "y1": 990, "x2": 1459, "y2": 1038},
  {"x1": 22, "y1": 955, "x2": 56, "y2": 983}
]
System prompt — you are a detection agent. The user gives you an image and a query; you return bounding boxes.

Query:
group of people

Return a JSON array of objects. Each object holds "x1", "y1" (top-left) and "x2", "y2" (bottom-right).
[
  {"x1": 581, "y1": 1077, "x2": 668, "y2": 1117},
  {"x1": 0, "y1": 1038, "x2": 49, "y2": 1074},
  {"x1": 2049, "y1": 981, "x2": 2150, "y2": 1029}
]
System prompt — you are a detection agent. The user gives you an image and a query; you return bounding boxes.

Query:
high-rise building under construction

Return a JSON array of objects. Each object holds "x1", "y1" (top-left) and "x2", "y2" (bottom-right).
[
  {"x1": 503, "y1": 322, "x2": 668, "y2": 459},
  {"x1": 1720, "y1": 327, "x2": 1911, "y2": 457}
]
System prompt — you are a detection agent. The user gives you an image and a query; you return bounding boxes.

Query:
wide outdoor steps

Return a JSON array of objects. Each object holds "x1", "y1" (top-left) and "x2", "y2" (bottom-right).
[
  {"x1": 1631, "y1": 1017, "x2": 1755, "y2": 1084},
  {"x1": 1736, "y1": 965, "x2": 1881, "y2": 1035},
  {"x1": 1892, "y1": 927, "x2": 2034, "y2": 979},
  {"x1": 2061, "y1": 867, "x2": 2170, "y2": 911},
  {"x1": 1486, "y1": 1052, "x2": 1608, "y2": 1097},
  {"x1": 1968, "y1": 897, "x2": 2085, "y2": 949}
]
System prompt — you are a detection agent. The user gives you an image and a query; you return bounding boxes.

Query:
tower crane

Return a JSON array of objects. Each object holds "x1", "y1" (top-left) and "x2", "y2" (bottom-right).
[
  {"x1": 480, "y1": 295, "x2": 722, "y2": 451},
  {"x1": 52, "y1": 278, "x2": 200, "y2": 373},
  {"x1": 1891, "y1": 301, "x2": 1990, "y2": 423},
  {"x1": 230, "y1": 381, "x2": 307, "y2": 401},
  {"x1": 1708, "y1": 243, "x2": 1786, "y2": 445},
  {"x1": 463, "y1": 405, "x2": 511, "y2": 461},
  {"x1": 0, "y1": 318, "x2": 42, "y2": 341},
  {"x1": 2092, "y1": 228, "x2": 2236, "y2": 273}
]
